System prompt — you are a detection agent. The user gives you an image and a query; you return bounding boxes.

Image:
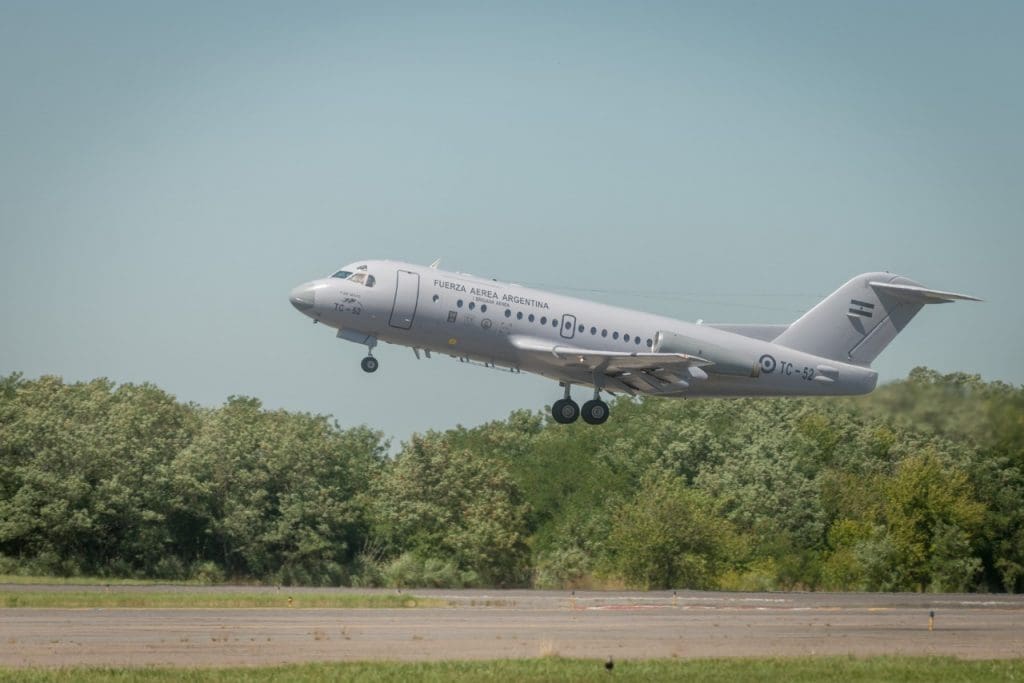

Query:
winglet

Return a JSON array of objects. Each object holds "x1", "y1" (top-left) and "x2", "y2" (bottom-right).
[{"x1": 869, "y1": 281, "x2": 982, "y2": 304}]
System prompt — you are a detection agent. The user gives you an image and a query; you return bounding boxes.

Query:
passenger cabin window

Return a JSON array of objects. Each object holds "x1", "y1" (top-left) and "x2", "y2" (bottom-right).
[{"x1": 331, "y1": 270, "x2": 353, "y2": 279}]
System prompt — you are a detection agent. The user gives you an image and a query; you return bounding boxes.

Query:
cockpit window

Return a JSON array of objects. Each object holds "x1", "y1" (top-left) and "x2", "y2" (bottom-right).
[{"x1": 332, "y1": 267, "x2": 375, "y2": 287}]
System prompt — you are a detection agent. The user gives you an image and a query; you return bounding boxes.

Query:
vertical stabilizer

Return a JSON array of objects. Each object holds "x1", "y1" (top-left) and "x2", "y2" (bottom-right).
[{"x1": 772, "y1": 273, "x2": 979, "y2": 366}]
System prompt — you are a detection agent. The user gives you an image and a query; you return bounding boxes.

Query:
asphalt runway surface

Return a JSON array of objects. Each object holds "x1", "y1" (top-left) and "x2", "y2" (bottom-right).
[{"x1": 2, "y1": 587, "x2": 1023, "y2": 667}]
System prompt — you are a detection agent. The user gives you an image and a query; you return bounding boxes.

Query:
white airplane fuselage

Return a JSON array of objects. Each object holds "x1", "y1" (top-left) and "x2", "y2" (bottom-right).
[{"x1": 290, "y1": 260, "x2": 885, "y2": 405}]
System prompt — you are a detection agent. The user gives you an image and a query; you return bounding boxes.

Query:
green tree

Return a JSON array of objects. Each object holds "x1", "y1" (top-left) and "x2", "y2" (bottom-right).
[
  {"x1": 603, "y1": 473, "x2": 740, "y2": 589},
  {"x1": 371, "y1": 435, "x2": 530, "y2": 586},
  {"x1": 882, "y1": 449, "x2": 985, "y2": 591},
  {"x1": 0, "y1": 376, "x2": 197, "y2": 576},
  {"x1": 169, "y1": 396, "x2": 384, "y2": 583}
]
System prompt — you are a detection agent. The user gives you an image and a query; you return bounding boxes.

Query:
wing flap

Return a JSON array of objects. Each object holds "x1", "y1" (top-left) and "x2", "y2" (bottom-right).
[
  {"x1": 510, "y1": 335, "x2": 711, "y2": 373},
  {"x1": 510, "y1": 335, "x2": 710, "y2": 395}
]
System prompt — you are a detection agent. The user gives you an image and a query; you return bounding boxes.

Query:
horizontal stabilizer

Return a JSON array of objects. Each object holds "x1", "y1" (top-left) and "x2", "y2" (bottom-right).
[{"x1": 868, "y1": 281, "x2": 982, "y2": 304}]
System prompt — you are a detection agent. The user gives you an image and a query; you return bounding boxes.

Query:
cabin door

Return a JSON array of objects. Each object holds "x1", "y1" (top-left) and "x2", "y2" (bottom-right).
[{"x1": 389, "y1": 270, "x2": 420, "y2": 329}]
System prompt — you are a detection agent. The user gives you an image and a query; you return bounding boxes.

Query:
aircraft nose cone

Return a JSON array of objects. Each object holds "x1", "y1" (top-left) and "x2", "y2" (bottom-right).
[{"x1": 289, "y1": 283, "x2": 316, "y2": 312}]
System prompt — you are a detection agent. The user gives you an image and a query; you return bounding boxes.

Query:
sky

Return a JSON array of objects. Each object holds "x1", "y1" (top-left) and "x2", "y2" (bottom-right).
[{"x1": 1, "y1": 1, "x2": 1021, "y2": 443}]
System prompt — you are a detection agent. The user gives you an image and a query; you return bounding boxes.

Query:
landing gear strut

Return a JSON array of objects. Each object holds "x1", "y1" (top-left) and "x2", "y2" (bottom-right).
[{"x1": 551, "y1": 383, "x2": 580, "y2": 424}]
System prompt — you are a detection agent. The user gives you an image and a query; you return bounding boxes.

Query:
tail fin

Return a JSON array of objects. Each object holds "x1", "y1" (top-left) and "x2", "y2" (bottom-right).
[{"x1": 772, "y1": 272, "x2": 980, "y2": 366}]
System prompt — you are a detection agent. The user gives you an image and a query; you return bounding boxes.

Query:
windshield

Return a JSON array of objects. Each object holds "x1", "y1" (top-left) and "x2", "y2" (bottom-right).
[{"x1": 330, "y1": 266, "x2": 375, "y2": 287}]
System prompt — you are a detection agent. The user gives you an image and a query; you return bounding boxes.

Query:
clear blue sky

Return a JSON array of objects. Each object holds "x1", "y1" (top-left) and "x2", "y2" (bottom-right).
[{"x1": 2, "y1": 2, "x2": 1021, "y2": 442}]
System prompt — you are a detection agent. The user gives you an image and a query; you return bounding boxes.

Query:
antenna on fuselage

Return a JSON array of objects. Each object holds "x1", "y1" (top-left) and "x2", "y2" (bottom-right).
[{"x1": 430, "y1": 258, "x2": 441, "y2": 269}]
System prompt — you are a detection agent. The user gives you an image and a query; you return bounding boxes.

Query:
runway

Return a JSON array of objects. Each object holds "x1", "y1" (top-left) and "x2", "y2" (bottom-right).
[{"x1": 2, "y1": 588, "x2": 1023, "y2": 667}]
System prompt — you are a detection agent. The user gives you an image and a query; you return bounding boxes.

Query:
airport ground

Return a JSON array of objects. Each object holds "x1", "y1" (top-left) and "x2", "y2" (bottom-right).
[{"x1": 2, "y1": 586, "x2": 1023, "y2": 669}]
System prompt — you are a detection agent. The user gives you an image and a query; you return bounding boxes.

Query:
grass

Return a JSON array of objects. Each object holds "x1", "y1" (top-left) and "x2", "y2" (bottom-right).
[
  {"x1": 1, "y1": 657, "x2": 1023, "y2": 682},
  {"x1": 0, "y1": 575, "x2": 208, "y2": 586},
  {"x1": 1, "y1": 591, "x2": 444, "y2": 609}
]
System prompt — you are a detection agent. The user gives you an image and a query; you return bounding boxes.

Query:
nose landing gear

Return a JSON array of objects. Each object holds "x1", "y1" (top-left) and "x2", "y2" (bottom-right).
[{"x1": 360, "y1": 337, "x2": 379, "y2": 373}]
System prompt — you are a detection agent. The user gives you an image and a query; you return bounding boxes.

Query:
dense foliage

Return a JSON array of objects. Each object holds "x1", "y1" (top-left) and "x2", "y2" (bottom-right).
[{"x1": 1, "y1": 368, "x2": 1021, "y2": 591}]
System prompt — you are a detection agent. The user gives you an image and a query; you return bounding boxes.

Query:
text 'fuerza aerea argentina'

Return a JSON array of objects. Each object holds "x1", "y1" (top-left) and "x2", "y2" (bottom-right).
[{"x1": 433, "y1": 279, "x2": 551, "y2": 309}]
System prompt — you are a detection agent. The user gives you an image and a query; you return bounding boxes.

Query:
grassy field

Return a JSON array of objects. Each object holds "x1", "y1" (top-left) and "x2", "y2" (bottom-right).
[
  {"x1": 2, "y1": 657, "x2": 1023, "y2": 682},
  {"x1": 0, "y1": 575, "x2": 207, "y2": 586},
  {"x1": 1, "y1": 591, "x2": 443, "y2": 609}
]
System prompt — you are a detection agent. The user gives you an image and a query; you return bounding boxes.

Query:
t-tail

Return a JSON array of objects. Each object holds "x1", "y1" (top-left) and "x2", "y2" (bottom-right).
[{"x1": 772, "y1": 272, "x2": 980, "y2": 367}]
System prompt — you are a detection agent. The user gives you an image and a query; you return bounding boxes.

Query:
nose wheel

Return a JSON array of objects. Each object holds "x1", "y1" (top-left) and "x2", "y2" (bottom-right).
[{"x1": 360, "y1": 356, "x2": 379, "y2": 373}]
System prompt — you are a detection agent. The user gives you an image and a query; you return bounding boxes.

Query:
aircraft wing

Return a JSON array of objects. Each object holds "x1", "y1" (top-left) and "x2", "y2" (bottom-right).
[{"x1": 510, "y1": 336, "x2": 712, "y2": 395}]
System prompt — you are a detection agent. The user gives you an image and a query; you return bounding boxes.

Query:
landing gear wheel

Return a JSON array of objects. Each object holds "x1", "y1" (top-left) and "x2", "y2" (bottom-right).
[
  {"x1": 360, "y1": 356, "x2": 379, "y2": 373},
  {"x1": 552, "y1": 398, "x2": 580, "y2": 424},
  {"x1": 581, "y1": 399, "x2": 609, "y2": 425}
]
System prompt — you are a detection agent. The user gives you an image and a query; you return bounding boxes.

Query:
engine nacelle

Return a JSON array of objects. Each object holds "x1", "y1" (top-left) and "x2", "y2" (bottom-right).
[{"x1": 653, "y1": 330, "x2": 762, "y2": 377}]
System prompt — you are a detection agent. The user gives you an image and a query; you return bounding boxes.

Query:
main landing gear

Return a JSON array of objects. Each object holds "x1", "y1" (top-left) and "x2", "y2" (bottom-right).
[
  {"x1": 551, "y1": 383, "x2": 609, "y2": 425},
  {"x1": 552, "y1": 383, "x2": 580, "y2": 424},
  {"x1": 581, "y1": 398, "x2": 609, "y2": 425}
]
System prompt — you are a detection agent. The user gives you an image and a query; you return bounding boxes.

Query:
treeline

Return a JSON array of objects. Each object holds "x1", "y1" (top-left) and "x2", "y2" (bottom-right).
[{"x1": 0, "y1": 369, "x2": 1021, "y2": 592}]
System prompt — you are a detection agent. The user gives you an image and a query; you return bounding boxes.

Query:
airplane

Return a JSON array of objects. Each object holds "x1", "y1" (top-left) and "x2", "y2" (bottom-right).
[{"x1": 289, "y1": 260, "x2": 979, "y2": 425}]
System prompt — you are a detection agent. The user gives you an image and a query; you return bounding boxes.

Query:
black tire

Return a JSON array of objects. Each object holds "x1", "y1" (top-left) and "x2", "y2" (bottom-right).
[
  {"x1": 552, "y1": 398, "x2": 580, "y2": 424},
  {"x1": 581, "y1": 399, "x2": 609, "y2": 425},
  {"x1": 361, "y1": 356, "x2": 379, "y2": 373}
]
